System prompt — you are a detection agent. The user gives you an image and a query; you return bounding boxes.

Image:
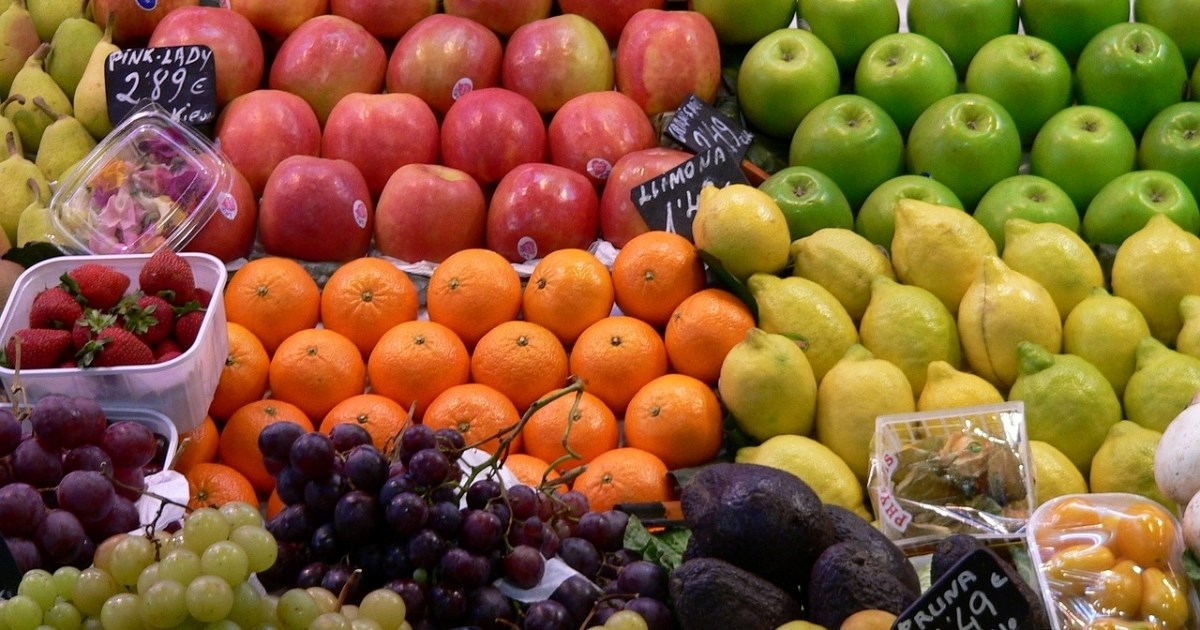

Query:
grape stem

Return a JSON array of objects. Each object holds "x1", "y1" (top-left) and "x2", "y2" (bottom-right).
[
  {"x1": 335, "y1": 568, "x2": 362, "y2": 610},
  {"x1": 579, "y1": 592, "x2": 647, "y2": 627}
]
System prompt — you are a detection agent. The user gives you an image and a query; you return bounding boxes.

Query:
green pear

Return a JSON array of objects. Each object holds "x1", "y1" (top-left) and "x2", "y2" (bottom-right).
[
  {"x1": 46, "y1": 10, "x2": 100, "y2": 96},
  {"x1": 4, "y1": 42, "x2": 73, "y2": 152},
  {"x1": 32, "y1": 95, "x2": 93, "y2": 182},
  {"x1": 15, "y1": 175, "x2": 63, "y2": 247},
  {"x1": 0, "y1": 97, "x2": 22, "y2": 157},
  {"x1": 72, "y1": 17, "x2": 114, "y2": 141},
  {"x1": 0, "y1": 0, "x2": 41, "y2": 99},
  {"x1": 28, "y1": 0, "x2": 86, "y2": 42},
  {"x1": 0, "y1": 131, "x2": 51, "y2": 244}
]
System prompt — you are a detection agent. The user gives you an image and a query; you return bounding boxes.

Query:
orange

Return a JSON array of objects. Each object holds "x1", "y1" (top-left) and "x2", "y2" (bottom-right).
[
  {"x1": 268, "y1": 328, "x2": 367, "y2": 421},
  {"x1": 611, "y1": 231, "x2": 707, "y2": 329},
  {"x1": 173, "y1": 415, "x2": 219, "y2": 475},
  {"x1": 367, "y1": 320, "x2": 470, "y2": 420},
  {"x1": 571, "y1": 447, "x2": 672, "y2": 512},
  {"x1": 423, "y1": 383, "x2": 522, "y2": 454},
  {"x1": 219, "y1": 399, "x2": 314, "y2": 495},
  {"x1": 209, "y1": 322, "x2": 270, "y2": 421},
  {"x1": 320, "y1": 257, "x2": 419, "y2": 358},
  {"x1": 522, "y1": 390, "x2": 619, "y2": 472},
  {"x1": 568, "y1": 316, "x2": 668, "y2": 416},
  {"x1": 503, "y1": 453, "x2": 560, "y2": 489},
  {"x1": 223, "y1": 257, "x2": 321, "y2": 355},
  {"x1": 470, "y1": 320, "x2": 569, "y2": 413},
  {"x1": 266, "y1": 489, "x2": 286, "y2": 520},
  {"x1": 664, "y1": 287, "x2": 755, "y2": 385},
  {"x1": 623, "y1": 374, "x2": 723, "y2": 470},
  {"x1": 427, "y1": 248, "x2": 522, "y2": 348},
  {"x1": 320, "y1": 393, "x2": 411, "y2": 453},
  {"x1": 185, "y1": 462, "x2": 259, "y2": 510},
  {"x1": 522, "y1": 248, "x2": 615, "y2": 346}
]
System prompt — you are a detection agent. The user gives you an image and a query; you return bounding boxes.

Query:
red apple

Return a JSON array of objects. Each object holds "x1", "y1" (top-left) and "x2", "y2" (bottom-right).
[
  {"x1": 214, "y1": 89, "x2": 322, "y2": 196},
  {"x1": 548, "y1": 91, "x2": 658, "y2": 187},
  {"x1": 440, "y1": 87, "x2": 546, "y2": 186},
  {"x1": 385, "y1": 14, "x2": 503, "y2": 117},
  {"x1": 183, "y1": 168, "x2": 258, "y2": 262},
  {"x1": 321, "y1": 93, "x2": 440, "y2": 201},
  {"x1": 599, "y1": 147, "x2": 692, "y2": 248},
  {"x1": 91, "y1": 0, "x2": 199, "y2": 46},
  {"x1": 558, "y1": 0, "x2": 667, "y2": 45},
  {"x1": 330, "y1": 0, "x2": 437, "y2": 40},
  {"x1": 268, "y1": 15, "x2": 387, "y2": 125},
  {"x1": 487, "y1": 163, "x2": 601, "y2": 263},
  {"x1": 615, "y1": 9, "x2": 722, "y2": 116},
  {"x1": 442, "y1": 0, "x2": 552, "y2": 37},
  {"x1": 231, "y1": 0, "x2": 329, "y2": 41},
  {"x1": 501, "y1": 14, "x2": 614, "y2": 115},
  {"x1": 374, "y1": 164, "x2": 487, "y2": 263},
  {"x1": 258, "y1": 156, "x2": 375, "y2": 262},
  {"x1": 148, "y1": 6, "x2": 264, "y2": 107}
]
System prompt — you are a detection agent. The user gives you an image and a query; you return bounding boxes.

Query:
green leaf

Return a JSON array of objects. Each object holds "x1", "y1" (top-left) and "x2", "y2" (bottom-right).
[
  {"x1": 623, "y1": 515, "x2": 690, "y2": 573},
  {"x1": 1184, "y1": 549, "x2": 1200, "y2": 587}
]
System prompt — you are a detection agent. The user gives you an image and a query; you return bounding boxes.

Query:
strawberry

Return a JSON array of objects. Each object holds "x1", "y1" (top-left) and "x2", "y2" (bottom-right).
[
  {"x1": 28, "y1": 287, "x2": 83, "y2": 330},
  {"x1": 71, "y1": 309, "x2": 118, "y2": 351},
  {"x1": 138, "y1": 250, "x2": 195, "y2": 306},
  {"x1": 153, "y1": 339, "x2": 182, "y2": 362},
  {"x1": 118, "y1": 294, "x2": 174, "y2": 346},
  {"x1": 173, "y1": 309, "x2": 206, "y2": 351},
  {"x1": 192, "y1": 287, "x2": 213, "y2": 308},
  {"x1": 4, "y1": 328, "x2": 72, "y2": 369},
  {"x1": 77, "y1": 326, "x2": 155, "y2": 368},
  {"x1": 60, "y1": 264, "x2": 130, "y2": 311}
]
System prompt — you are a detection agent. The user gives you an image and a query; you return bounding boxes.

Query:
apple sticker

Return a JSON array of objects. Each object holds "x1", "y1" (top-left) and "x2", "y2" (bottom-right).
[
  {"x1": 586, "y1": 158, "x2": 612, "y2": 181},
  {"x1": 217, "y1": 193, "x2": 238, "y2": 220},
  {"x1": 136, "y1": 0, "x2": 157, "y2": 9},
  {"x1": 517, "y1": 237, "x2": 538, "y2": 261},
  {"x1": 451, "y1": 78, "x2": 474, "y2": 102},
  {"x1": 352, "y1": 200, "x2": 369, "y2": 229}
]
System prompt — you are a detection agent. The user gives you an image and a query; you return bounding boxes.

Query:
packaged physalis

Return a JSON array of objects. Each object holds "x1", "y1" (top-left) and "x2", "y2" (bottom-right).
[
  {"x1": 1026, "y1": 493, "x2": 1199, "y2": 630},
  {"x1": 868, "y1": 402, "x2": 1034, "y2": 544}
]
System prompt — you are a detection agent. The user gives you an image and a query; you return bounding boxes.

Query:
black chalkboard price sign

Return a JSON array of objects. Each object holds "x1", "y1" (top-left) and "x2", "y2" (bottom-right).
[
  {"x1": 893, "y1": 548, "x2": 1030, "y2": 630},
  {"x1": 666, "y1": 93, "x2": 754, "y2": 159},
  {"x1": 630, "y1": 145, "x2": 749, "y2": 242},
  {"x1": 104, "y1": 45, "x2": 218, "y2": 128}
]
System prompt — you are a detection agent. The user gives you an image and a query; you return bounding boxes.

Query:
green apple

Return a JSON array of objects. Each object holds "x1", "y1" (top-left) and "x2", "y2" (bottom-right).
[
  {"x1": 1138, "y1": 102, "x2": 1200, "y2": 206},
  {"x1": 691, "y1": 0, "x2": 795, "y2": 45},
  {"x1": 737, "y1": 28, "x2": 841, "y2": 140},
  {"x1": 758, "y1": 166, "x2": 854, "y2": 240},
  {"x1": 1031, "y1": 105, "x2": 1138, "y2": 211},
  {"x1": 797, "y1": 0, "x2": 899, "y2": 76},
  {"x1": 907, "y1": 0, "x2": 1019, "y2": 77},
  {"x1": 854, "y1": 32, "x2": 958, "y2": 136},
  {"x1": 788, "y1": 94, "x2": 905, "y2": 212},
  {"x1": 1135, "y1": 0, "x2": 1200, "y2": 71},
  {"x1": 972, "y1": 175, "x2": 1080, "y2": 250},
  {"x1": 1075, "y1": 22, "x2": 1188, "y2": 139},
  {"x1": 1019, "y1": 0, "x2": 1130, "y2": 64},
  {"x1": 905, "y1": 93, "x2": 1023, "y2": 211},
  {"x1": 965, "y1": 34, "x2": 1074, "y2": 147},
  {"x1": 855, "y1": 174, "x2": 964, "y2": 248},
  {"x1": 1083, "y1": 169, "x2": 1200, "y2": 245}
]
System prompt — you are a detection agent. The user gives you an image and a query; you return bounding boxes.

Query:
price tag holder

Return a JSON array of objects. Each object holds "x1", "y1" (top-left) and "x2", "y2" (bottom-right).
[
  {"x1": 665, "y1": 93, "x2": 754, "y2": 159},
  {"x1": 630, "y1": 145, "x2": 749, "y2": 242},
  {"x1": 104, "y1": 45, "x2": 218, "y2": 128},
  {"x1": 0, "y1": 533, "x2": 21, "y2": 599},
  {"x1": 892, "y1": 548, "x2": 1029, "y2": 630}
]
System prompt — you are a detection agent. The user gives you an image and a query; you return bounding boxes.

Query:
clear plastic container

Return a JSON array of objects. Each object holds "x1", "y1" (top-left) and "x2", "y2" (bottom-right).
[{"x1": 48, "y1": 103, "x2": 234, "y2": 255}]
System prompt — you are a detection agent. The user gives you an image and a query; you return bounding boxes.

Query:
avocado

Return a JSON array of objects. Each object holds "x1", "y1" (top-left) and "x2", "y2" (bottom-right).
[
  {"x1": 824, "y1": 504, "x2": 920, "y2": 595},
  {"x1": 806, "y1": 541, "x2": 920, "y2": 630},
  {"x1": 681, "y1": 462, "x2": 834, "y2": 590},
  {"x1": 930, "y1": 533, "x2": 985, "y2": 583},
  {"x1": 929, "y1": 534, "x2": 1052, "y2": 630},
  {"x1": 669, "y1": 556, "x2": 805, "y2": 630}
]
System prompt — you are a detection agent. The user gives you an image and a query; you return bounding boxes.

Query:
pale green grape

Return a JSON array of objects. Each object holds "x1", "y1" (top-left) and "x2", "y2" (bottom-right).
[
  {"x1": 311, "y1": 612, "x2": 352, "y2": 630},
  {"x1": 98, "y1": 593, "x2": 143, "y2": 630},
  {"x1": 605, "y1": 610, "x2": 649, "y2": 630},
  {"x1": 184, "y1": 575, "x2": 234, "y2": 623},
  {"x1": 71, "y1": 568, "x2": 120, "y2": 618},
  {"x1": 140, "y1": 579, "x2": 189, "y2": 629},
  {"x1": 228, "y1": 525, "x2": 277, "y2": 573},
  {"x1": 136, "y1": 562, "x2": 162, "y2": 596},
  {"x1": 339, "y1": 604, "x2": 358, "y2": 619},
  {"x1": 358, "y1": 589, "x2": 406, "y2": 630},
  {"x1": 110, "y1": 536, "x2": 156, "y2": 588},
  {"x1": 219, "y1": 502, "x2": 264, "y2": 529},
  {"x1": 51, "y1": 567, "x2": 81, "y2": 601},
  {"x1": 3, "y1": 595, "x2": 43, "y2": 630},
  {"x1": 398, "y1": 621, "x2": 412, "y2": 630},
  {"x1": 227, "y1": 581, "x2": 263, "y2": 628},
  {"x1": 17, "y1": 570, "x2": 57, "y2": 610},
  {"x1": 80, "y1": 619, "x2": 103, "y2": 630},
  {"x1": 305, "y1": 587, "x2": 338, "y2": 614},
  {"x1": 159, "y1": 548, "x2": 202, "y2": 585},
  {"x1": 0, "y1": 601, "x2": 9, "y2": 630},
  {"x1": 277, "y1": 588, "x2": 321, "y2": 630},
  {"x1": 203, "y1": 621, "x2": 240, "y2": 630},
  {"x1": 183, "y1": 508, "x2": 232, "y2": 553},
  {"x1": 259, "y1": 594, "x2": 281, "y2": 627},
  {"x1": 42, "y1": 600, "x2": 82, "y2": 630},
  {"x1": 160, "y1": 531, "x2": 187, "y2": 556},
  {"x1": 91, "y1": 534, "x2": 126, "y2": 574},
  {"x1": 351, "y1": 619, "x2": 383, "y2": 630},
  {"x1": 200, "y1": 541, "x2": 249, "y2": 586}
]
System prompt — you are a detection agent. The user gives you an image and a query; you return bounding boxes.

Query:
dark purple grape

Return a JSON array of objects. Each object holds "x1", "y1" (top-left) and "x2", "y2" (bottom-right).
[
  {"x1": 508, "y1": 516, "x2": 545, "y2": 549},
  {"x1": 110, "y1": 467, "x2": 144, "y2": 501},
  {"x1": 384, "y1": 578, "x2": 427, "y2": 619},
  {"x1": 388, "y1": 461, "x2": 406, "y2": 478},
  {"x1": 321, "y1": 563, "x2": 367, "y2": 604},
  {"x1": 429, "y1": 584, "x2": 467, "y2": 624},
  {"x1": 147, "y1": 433, "x2": 169, "y2": 473},
  {"x1": 0, "y1": 455, "x2": 13, "y2": 486},
  {"x1": 333, "y1": 490, "x2": 380, "y2": 541},
  {"x1": 56, "y1": 470, "x2": 116, "y2": 522},
  {"x1": 263, "y1": 456, "x2": 286, "y2": 476},
  {"x1": 540, "y1": 525, "x2": 560, "y2": 559},
  {"x1": 523, "y1": 599, "x2": 573, "y2": 630},
  {"x1": 429, "y1": 484, "x2": 459, "y2": 504},
  {"x1": 438, "y1": 547, "x2": 492, "y2": 589},
  {"x1": 507, "y1": 484, "x2": 539, "y2": 520},
  {"x1": 63, "y1": 445, "x2": 111, "y2": 474},
  {"x1": 162, "y1": 519, "x2": 183, "y2": 534},
  {"x1": 70, "y1": 535, "x2": 95, "y2": 569},
  {"x1": 593, "y1": 602, "x2": 621, "y2": 625},
  {"x1": 379, "y1": 474, "x2": 414, "y2": 506},
  {"x1": 502, "y1": 545, "x2": 545, "y2": 589},
  {"x1": 466, "y1": 478, "x2": 502, "y2": 510},
  {"x1": 559, "y1": 491, "x2": 589, "y2": 519},
  {"x1": 275, "y1": 465, "x2": 306, "y2": 505},
  {"x1": 258, "y1": 422, "x2": 306, "y2": 462},
  {"x1": 304, "y1": 473, "x2": 347, "y2": 516},
  {"x1": 549, "y1": 575, "x2": 601, "y2": 624},
  {"x1": 625, "y1": 597, "x2": 673, "y2": 630},
  {"x1": 486, "y1": 500, "x2": 512, "y2": 530},
  {"x1": 460, "y1": 509, "x2": 503, "y2": 554},
  {"x1": 385, "y1": 492, "x2": 428, "y2": 537},
  {"x1": 309, "y1": 523, "x2": 345, "y2": 563},
  {"x1": 618, "y1": 561, "x2": 667, "y2": 600},
  {"x1": 329, "y1": 423, "x2": 373, "y2": 453},
  {"x1": 426, "y1": 500, "x2": 461, "y2": 538},
  {"x1": 352, "y1": 542, "x2": 388, "y2": 584},
  {"x1": 99, "y1": 421, "x2": 156, "y2": 469},
  {"x1": 345, "y1": 445, "x2": 388, "y2": 493},
  {"x1": 297, "y1": 561, "x2": 329, "y2": 589},
  {"x1": 559, "y1": 537, "x2": 601, "y2": 578},
  {"x1": 29, "y1": 394, "x2": 83, "y2": 450},
  {"x1": 0, "y1": 408, "x2": 21, "y2": 457},
  {"x1": 6, "y1": 537, "x2": 41, "y2": 574},
  {"x1": 34, "y1": 509, "x2": 87, "y2": 565},
  {"x1": 257, "y1": 541, "x2": 307, "y2": 592},
  {"x1": 576, "y1": 512, "x2": 609, "y2": 549},
  {"x1": 383, "y1": 543, "x2": 412, "y2": 580},
  {"x1": 399, "y1": 425, "x2": 436, "y2": 461},
  {"x1": 290, "y1": 432, "x2": 336, "y2": 481},
  {"x1": 0, "y1": 482, "x2": 46, "y2": 537},
  {"x1": 267, "y1": 504, "x2": 317, "y2": 543},
  {"x1": 407, "y1": 448, "x2": 450, "y2": 487},
  {"x1": 72, "y1": 397, "x2": 107, "y2": 445},
  {"x1": 13, "y1": 437, "x2": 63, "y2": 488},
  {"x1": 406, "y1": 529, "x2": 447, "y2": 570},
  {"x1": 601, "y1": 510, "x2": 630, "y2": 551},
  {"x1": 433, "y1": 427, "x2": 465, "y2": 453},
  {"x1": 468, "y1": 585, "x2": 516, "y2": 629},
  {"x1": 83, "y1": 496, "x2": 138, "y2": 543}
]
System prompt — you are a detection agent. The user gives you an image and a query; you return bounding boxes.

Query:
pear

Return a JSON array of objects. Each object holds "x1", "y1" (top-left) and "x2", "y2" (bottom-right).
[
  {"x1": 72, "y1": 16, "x2": 115, "y2": 141},
  {"x1": 0, "y1": 97, "x2": 22, "y2": 157},
  {"x1": 0, "y1": 131, "x2": 51, "y2": 245},
  {"x1": 28, "y1": 0, "x2": 86, "y2": 42},
  {"x1": 46, "y1": 6, "x2": 101, "y2": 96},
  {"x1": 4, "y1": 42, "x2": 73, "y2": 152},
  {"x1": 0, "y1": 0, "x2": 41, "y2": 98},
  {"x1": 32, "y1": 95, "x2": 94, "y2": 183},
  {"x1": 14, "y1": 176, "x2": 45, "y2": 247}
]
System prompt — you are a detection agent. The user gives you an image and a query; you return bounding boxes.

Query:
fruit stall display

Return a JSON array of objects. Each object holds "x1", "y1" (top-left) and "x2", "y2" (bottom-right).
[{"x1": 3, "y1": 0, "x2": 1200, "y2": 628}]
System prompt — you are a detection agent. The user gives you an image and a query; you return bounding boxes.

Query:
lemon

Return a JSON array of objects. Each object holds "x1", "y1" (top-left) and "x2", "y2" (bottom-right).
[
  {"x1": 692, "y1": 183, "x2": 791, "y2": 282},
  {"x1": 1111, "y1": 213, "x2": 1200, "y2": 345},
  {"x1": 917, "y1": 360, "x2": 1005, "y2": 411},
  {"x1": 1029, "y1": 440, "x2": 1088, "y2": 507},
  {"x1": 718, "y1": 328, "x2": 817, "y2": 441},
  {"x1": 1089, "y1": 421, "x2": 1173, "y2": 512},
  {"x1": 1007, "y1": 341, "x2": 1122, "y2": 475},
  {"x1": 816, "y1": 344, "x2": 915, "y2": 483},
  {"x1": 748, "y1": 273, "x2": 859, "y2": 383},
  {"x1": 859, "y1": 276, "x2": 962, "y2": 394},
  {"x1": 1176, "y1": 295, "x2": 1200, "y2": 359},
  {"x1": 790, "y1": 227, "x2": 895, "y2": 324},
  {"x1": 736, "y1": 434, "x2": 869, "y2": 518},
  {"x1": 890, "y1": 197, "x2": 997, "y2": 315},
  {"x1": 1002, "y1": 218, "x2": 1105, "y2": 320},
  {"x1": 1123, "y1": 336, "x2": 1200, "y2": 433},
  {"x1": 1063, "y1": 288, "x2": 1152, "y2": 399},
  {"x1": 958, "y1": 255, "x2": 1063, "y2": 391}
]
